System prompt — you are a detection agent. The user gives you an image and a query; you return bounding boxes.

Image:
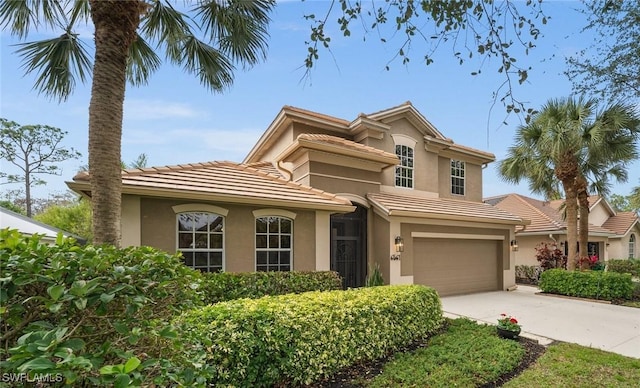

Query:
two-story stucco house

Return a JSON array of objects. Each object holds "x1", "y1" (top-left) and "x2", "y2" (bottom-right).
[{"x1": 68, "y1": 102, "x2": 526, "y2": 296}]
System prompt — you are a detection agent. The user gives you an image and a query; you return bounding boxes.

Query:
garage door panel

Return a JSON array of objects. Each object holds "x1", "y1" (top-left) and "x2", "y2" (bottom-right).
[{"x1": 414, "y1": 239, "x2": 499, "y2": 296}]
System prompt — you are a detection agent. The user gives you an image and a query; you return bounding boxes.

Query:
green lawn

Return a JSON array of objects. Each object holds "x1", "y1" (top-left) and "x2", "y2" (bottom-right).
[
  {"x1": 505, "y1": 343, "x2": 640, "y2": 387},
  {"x1": 352, "y1": 318, "x2": 640, "y2": 387}
]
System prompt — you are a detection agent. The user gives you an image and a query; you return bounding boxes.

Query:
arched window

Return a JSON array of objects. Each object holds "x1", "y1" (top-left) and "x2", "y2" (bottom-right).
[
  {"x1": 629, "y1": 234, "x2": 636, "y2": 259},
  {"x1": 176, "y1": 212, "x2": 224, "y2": 272},
  {"x1": 392, "y1": 134, "x2": 417, "y2": 189},
  {"x1": 255, "y1": 216, "x2": 293, "y2": 272}
]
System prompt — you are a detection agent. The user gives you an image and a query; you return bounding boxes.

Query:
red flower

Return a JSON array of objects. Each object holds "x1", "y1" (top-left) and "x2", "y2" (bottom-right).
[{"x1": 510, "y1": 318, "x2": 518, "y2": 324}]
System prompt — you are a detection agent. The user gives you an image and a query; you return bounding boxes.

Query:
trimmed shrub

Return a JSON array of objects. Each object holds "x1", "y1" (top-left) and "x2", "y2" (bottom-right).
[
  {"x1": 515, "y1": 265, "x2": 541, "y2": 284},
  {"x1": 0, "y1": 229, "x2": 206, "y2": 386},
  {"x1": 607, "y1": 259, "x2": 640, "y2": 277},
  {"x1": 539, "y1": 268, "x2": 633, "y2": 300},
  {"x1": 201, "y1": 270, "x2": 342, "y2": 303},
  {"x1": 176, "y1": 285, "x2": 444, "y2": 386}
]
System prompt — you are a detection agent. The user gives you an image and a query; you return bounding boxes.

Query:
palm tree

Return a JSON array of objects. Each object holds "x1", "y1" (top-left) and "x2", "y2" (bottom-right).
[
  {"x1": 0, "y1": 0, "x2": 274, "y2": 246},
  {"x1": 499, "y1": 97, "x2": 639, "y2": 270},
  {"x1": 574, "y1": 103, "x2": 639, "y2": 266}
]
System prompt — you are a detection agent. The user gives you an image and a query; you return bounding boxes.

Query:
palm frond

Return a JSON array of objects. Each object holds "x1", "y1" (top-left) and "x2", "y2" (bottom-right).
[
  {"x1": 0, "y1": 0, "x2": 68, "y2": 38},
  {"x1": 127, "y1": 35, "x2": 162, "y2": 87},
  {"x1": 14, "y1": 29, "x2": 92, "y2": 101},
  {"x1": 181, "y1": 35, "x2": 234, "y2": 91},
  {"x1": 194, "y1": 0, "x2": 273, "y2": 67}
]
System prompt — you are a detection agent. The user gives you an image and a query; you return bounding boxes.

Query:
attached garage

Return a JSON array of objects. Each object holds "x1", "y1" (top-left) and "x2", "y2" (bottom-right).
[{"x1": 413, "y1": 238, "x2": 501, "y2": 296}]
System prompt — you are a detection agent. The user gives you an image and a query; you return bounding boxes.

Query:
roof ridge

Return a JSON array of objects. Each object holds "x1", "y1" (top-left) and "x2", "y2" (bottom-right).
[
  {"x1": 237, "y1": 162, "x2": 351, "y2": 205},
  {"x1": 513, "y1": 194, "x2": 565, "y2": 230}
]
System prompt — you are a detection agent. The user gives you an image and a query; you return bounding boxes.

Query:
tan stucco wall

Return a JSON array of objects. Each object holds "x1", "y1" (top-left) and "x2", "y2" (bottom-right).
[
  {"x1": 372, "y1": 212, "x2": 391, "y2": 284},
  {"x1": 608, "y1": 225, "x2": 640, "y2": 259},
  {"x1": 138, "y1": 197, "x2": 316, "y2": 272},
  {"x1": 589, "y1": 202, "x2": 610, "y2": 227},
  {"x1": 437, "y1": 157, "x2": 483, "y2": 202},
  {"x1": 514, "y1": 236, "x2": 558, "y2": 267}
]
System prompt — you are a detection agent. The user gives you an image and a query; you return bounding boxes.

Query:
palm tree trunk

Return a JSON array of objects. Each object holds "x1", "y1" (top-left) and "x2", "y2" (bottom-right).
[
  {"x1": 576, "y1": 175, "x2": 590, "y2": 269},
  {"x1": 88, "y1": 0, "x2": 143, "y2": 246},
  {"x1": 564, "y1": 182, "x2": 579, "y2": 270}
]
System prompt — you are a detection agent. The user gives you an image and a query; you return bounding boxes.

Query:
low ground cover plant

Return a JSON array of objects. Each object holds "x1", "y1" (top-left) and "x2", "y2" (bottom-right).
[
  {"x1": 0, "y1": 229, "x2": 206, "y2": 386},
  {"x1": 176, "y1": 285, "x2": 444, "y2": 386},
  {"x1": 515, "y1": 265, "x2": 541, "y2": 284},
  {"x1": 539, "y1": 268, "x2": 633, "y2": 300},
  {"x1": 368, "y1": 319, "x2": 525, "y2": 387},
  {"x1": 201, "y1": 270, "x2": 342, "y2": 303}
]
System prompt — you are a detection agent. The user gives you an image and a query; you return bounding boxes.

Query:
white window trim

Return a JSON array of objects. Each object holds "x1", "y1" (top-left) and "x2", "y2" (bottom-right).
[
  {"x1": 391, "y1": 134, "x2": 418, "y2": 148},
  {"x1": 175, "y1": 210, "x2": 226, "y2": 272},
  {"x1": 172, "y1": 203, "x2": 229, "y2": 216},
  {"x1": 253, "y1": 208, "x2": 297, "y2": 220},
  {"x1": 450, "y1": 159, "x2": 466, "y2": 196},
  {"x1": 254, "y1": 213, "x2": 294, "y2": 272},
  {"x1": 630, "y1": 234, "x2": 636, "y2": 259},
  {"x1": 392, "y1": 134, "x2": 417, "y2": 190}
]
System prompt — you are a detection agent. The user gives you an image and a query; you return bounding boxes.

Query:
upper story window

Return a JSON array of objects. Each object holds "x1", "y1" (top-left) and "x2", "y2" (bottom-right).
[
  {"x1": 451, "y1": 160, "x2": 465, "y2": 195},
  {"x1": 630, "y1": 234, "x2": 636, "y2": 259},
  {"x1": 395, "y1": 145, "x2": 414, "y2": 188},
  {"x1": 177, "y1": 212, "x2": 224, "y2": 272},
  {"x1": 255, "y1": 215, "x2": 293, "y2": 271}
]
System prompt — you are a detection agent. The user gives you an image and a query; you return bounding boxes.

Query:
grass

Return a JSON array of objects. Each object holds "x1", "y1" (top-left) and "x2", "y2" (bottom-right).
[
  {"x1": 505, "y1": 343, "x2": 640, "y2": 387},
  {"x1": 364, "y1": 319, "x2": 524, "y2": 387},
  {"x1": 342, "y1": 318, "x2": 640, "y2": 387}
]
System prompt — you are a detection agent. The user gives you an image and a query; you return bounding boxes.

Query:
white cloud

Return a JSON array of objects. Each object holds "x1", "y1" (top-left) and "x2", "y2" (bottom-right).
[{"x1": 124, "y1": 99, "x2": 204, "y2": 120}]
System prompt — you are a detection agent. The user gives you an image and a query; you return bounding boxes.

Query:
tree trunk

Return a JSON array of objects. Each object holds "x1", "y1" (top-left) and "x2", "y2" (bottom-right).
[
  {"x1": 556, "y1": 153, "x2": 579, "y2": 271},
  {"x1": 576, "y1": 175, "x2": 590, "y2": 269},
  {"x1": 563, "y1": 181, "x2": 579, "y2": 271},
  {"x1": 88, "y1": 1, "x2": 143, "y2": 246},
  {"x1": 24, "y1": 160, "x2": 32, "y2": 218}
]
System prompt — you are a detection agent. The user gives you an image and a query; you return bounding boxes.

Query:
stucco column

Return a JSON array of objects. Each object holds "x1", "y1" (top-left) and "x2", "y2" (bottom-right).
[
  {"x1": 315, "y1": 211, "x2": 331, "y2": 270},
  {"x1": 121, "y1": 195, "x2": 141, "y2": 247}
]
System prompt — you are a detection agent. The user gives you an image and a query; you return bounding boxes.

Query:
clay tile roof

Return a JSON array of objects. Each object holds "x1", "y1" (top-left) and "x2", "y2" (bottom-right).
[
  {"x1": 489, "y1": 193, "x2": 617, "y2": 235},
  {"x1": 602, "y1": 212, "x2": 639, "y2": 236},
  {"x1": 72, "y1": 161, "x2": 353, "y2": 210},
  {"x1": 297, "y1": 133, "x2": 398, "y2": 161},
  {"x1": 488, "y1": 193, "x2": 564, "y2": 232},
  {"x1": 245, "y1": 161, "x2": 283, "y2": 178},
  {"x1": 367, "y1": 192, "x2": 524, "y2": 224},
  {"x1": 283, "y1": 105, "x2": 350, "y2": 126}
]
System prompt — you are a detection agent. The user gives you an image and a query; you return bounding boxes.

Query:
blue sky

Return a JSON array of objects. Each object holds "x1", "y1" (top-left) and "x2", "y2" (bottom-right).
[{"x1": 1, "y1": 1, "x2": 638, "y2": 201}]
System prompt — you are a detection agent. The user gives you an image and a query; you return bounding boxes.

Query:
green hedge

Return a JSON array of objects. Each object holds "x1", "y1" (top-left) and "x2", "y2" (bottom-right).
[
  {"x1": 607, "y1": 259, "x2": 640, "y2": 277},
  {"x1": 539, "y1": 269, "x2": 633, "y2": 300},
  {"x1": 177, "y1": 285, "x2": 444, "y2": 386},
  {"x1": 201, "y1": 270, "x2": 342, "y2": 303},
  {"x1": 0, "y1": 229, "x2": 206, "y2": 386}
]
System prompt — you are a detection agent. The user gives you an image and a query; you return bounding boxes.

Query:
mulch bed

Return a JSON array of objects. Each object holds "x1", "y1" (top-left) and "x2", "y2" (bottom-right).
[{"x1": 300, "y1": 325, "x2": 547, "y2": 388}]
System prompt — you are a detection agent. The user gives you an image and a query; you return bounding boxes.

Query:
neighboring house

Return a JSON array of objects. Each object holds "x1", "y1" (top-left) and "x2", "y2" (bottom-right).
[
  {"x1": 486, "y1": 193, "x2": 640, "y2": 267},
  {"x1": 68, "y1": 102, "x2": 526, "y2": 296},
  {"x1": 0, "y1": 207, "x2": 86, "y2": 244}
]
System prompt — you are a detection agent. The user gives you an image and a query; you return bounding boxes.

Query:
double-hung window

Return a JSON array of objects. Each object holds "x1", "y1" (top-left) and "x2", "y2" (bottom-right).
[
  {"x1": 630, "y1": 234, "x2": 636, "y2": 259},
  {"x1": 395, "y1": 145, "x2": 414, "y2": 188},
  {"x1": 451, "y1": 159, "x2": 465, "y2": 195},
  {"x1": 177, "y1": 212, "x2": 224, "y2": 272},
  {"x1": 256, "y1": 216, "x2": 292, "y2": 271}
]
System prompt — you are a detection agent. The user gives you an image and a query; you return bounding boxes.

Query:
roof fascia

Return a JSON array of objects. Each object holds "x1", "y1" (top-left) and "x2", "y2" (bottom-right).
[
  {"x1": 277, "y1": 137, "x2": 399, "y2": 167},
  {"x1": 68, "y1": 181, "x2": 355, "y2": 213},
  {"x1": 367, "y1": 104, "x2": 447, "y2": 140},
  {"x1": 244, "y1": 107, "x2": 350, "y2": 163}
]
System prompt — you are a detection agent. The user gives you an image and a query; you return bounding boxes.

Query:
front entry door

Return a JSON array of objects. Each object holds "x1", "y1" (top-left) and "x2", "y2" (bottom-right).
[{"x1": 331, "y1": 205, "x2": 367, "y2": 288}]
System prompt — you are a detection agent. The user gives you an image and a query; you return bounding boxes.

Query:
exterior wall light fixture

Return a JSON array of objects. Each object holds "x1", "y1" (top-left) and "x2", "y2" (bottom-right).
[
  {"x1": 391, "y1": 236, "x2": 404, "y2": 260},
  {"x1": 510, "y1": 239, "x2": 519, "y2": 252}
]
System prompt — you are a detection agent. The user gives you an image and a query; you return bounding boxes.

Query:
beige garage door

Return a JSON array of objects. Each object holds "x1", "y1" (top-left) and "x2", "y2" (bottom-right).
[{"x1": 414, "y1": 238, "x2": 499, "y2": 296}]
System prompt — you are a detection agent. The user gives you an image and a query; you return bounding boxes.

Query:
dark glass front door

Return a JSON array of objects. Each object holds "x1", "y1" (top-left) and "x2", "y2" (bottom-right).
[{"x1": 331, "y1": 205, "x2": 367, "y2": 288}]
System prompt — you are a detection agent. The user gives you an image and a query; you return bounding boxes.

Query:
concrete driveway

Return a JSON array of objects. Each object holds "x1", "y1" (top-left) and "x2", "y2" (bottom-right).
[{"x1": 440, "y1": 285, "x2": 640, "y2": 359}]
